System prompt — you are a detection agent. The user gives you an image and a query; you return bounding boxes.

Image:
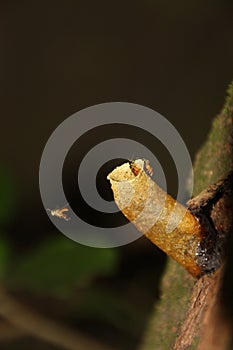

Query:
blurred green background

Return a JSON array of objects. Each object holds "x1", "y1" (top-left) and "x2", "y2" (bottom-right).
[{"x1": 1, "y1": 1, "x2": 233, "y2": 349}]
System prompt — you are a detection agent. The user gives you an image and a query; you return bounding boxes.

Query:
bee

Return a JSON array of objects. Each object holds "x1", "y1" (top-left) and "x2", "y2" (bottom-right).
[
  {"x1": 143, "y1": 159, "x2": 153, "y2": 177},
  {"x1": 129, "y1": 158, "x2": 153, "y2": 177},
  {"x1": 129, "y1": 161, "x2": 140, "y2": 176},
  {"x1": 46, "y1": 205, "x2": 70, "y2": 221}
]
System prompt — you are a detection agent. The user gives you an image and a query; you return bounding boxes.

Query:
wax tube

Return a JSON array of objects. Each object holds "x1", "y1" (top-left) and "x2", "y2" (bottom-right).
[{"x1": 107, "y1": 160, "x2": 203, "y2": 277}]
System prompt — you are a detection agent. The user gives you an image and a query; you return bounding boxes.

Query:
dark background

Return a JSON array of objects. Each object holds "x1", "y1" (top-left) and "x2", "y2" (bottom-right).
[{"x1": 0, "y1": 1, "x2": 233, "y2": 349}]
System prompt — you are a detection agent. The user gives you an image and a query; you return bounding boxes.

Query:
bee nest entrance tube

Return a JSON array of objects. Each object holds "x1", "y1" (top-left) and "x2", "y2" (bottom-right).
[{"x1": 107, "y1": 160, "x2": 204, "y2": 277}]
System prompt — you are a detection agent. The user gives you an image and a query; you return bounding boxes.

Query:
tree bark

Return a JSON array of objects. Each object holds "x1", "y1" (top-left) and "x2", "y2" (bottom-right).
[{"x1": 140, "y1": 81, "x2": 233, "y2": 350}]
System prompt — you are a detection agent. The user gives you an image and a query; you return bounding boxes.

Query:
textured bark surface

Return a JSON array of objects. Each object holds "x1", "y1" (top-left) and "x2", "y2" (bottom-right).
[{"x1": 140, "y1": 81, "x2": 233, "y2": 350}]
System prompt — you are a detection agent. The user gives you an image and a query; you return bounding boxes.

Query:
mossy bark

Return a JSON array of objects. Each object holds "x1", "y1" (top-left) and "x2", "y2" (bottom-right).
[{"x1": 140, "y1": 81, "x2": 233, "y2": 350}]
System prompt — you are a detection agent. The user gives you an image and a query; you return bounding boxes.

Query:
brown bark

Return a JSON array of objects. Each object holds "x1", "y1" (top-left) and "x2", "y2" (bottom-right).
[{"x1": 140, "y1": 81, "x2": 233, "y2": 350}]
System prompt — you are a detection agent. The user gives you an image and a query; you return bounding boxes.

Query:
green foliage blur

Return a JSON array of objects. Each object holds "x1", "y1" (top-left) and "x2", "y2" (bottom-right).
[
  {"x1": 7, "y1": 237, "x2": 118, "y2": 297},
  {"x1": 0, "y1": 163, "x2": 118, "y2": 309},
  {"x1": 0, "y1": 164, "x2": 119, "y2": 295},
  {"x1": 0, "y1": 164, "x2": 148, "y2": 348}
]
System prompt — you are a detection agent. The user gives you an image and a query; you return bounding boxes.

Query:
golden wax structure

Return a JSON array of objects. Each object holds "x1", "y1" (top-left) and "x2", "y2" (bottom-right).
[{"x1": 107, "y1": 160, "x2": 202, "y2": 277}]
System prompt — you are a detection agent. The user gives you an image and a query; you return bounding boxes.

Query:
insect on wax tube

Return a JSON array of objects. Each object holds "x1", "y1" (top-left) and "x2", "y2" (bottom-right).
[{"x1": 107, "y1": 160, "x2": 204, "y2": 277}]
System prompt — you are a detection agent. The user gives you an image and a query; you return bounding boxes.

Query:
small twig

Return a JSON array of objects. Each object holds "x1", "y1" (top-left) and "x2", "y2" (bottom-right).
[
  {"x1": 0, "y1": 320, "x2": 26, "y2": 341},
  {"x1": 0, "y1": 287, "x2": 115, "y2": 350}
]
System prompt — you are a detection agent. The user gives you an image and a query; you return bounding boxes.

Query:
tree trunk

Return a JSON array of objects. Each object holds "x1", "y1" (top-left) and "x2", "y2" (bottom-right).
[{"x1": 140, "y1": 81, "x2": 233, "y2": 350}]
